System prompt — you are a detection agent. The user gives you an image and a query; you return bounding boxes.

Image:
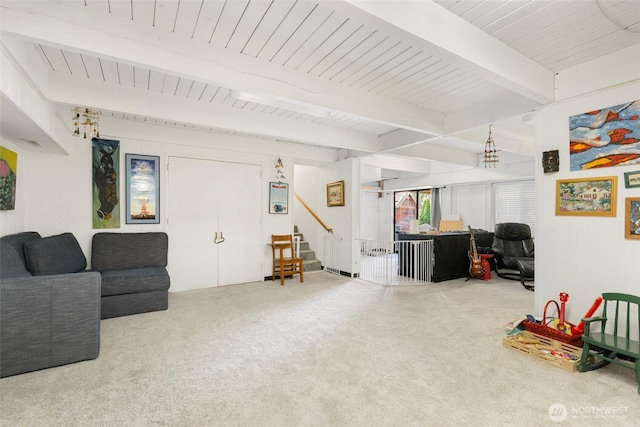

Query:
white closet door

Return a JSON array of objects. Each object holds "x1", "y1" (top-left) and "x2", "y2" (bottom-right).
[
  {"x1": 167, "y1": 157, "x2": 220, "y2": 291},
  {"x1": 167, "y1": 157, "x2": 263, "y2": 291},
  {"x1": 217, "y1": 162, "x2": 262, "y2": 286}
]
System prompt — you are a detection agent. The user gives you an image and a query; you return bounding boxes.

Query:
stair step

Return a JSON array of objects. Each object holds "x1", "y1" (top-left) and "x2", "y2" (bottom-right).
[
  {"x1": 299, "y1": 249, "x2": 316, "y2": 261},
  {"x1": 298, "y1": 241, "x2": 310, "y2": 251},
  {"x1": 303, "y1": 259, "x2": 322, "y2": 272},
  {"x1": 294, "y1": 226, "x2": 321, "y2": 272}
]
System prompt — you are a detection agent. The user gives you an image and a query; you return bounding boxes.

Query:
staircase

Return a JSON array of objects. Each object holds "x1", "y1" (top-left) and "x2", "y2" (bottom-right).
[{"x1": 294, "y1": 226, "x2": 322, "y2": 272}]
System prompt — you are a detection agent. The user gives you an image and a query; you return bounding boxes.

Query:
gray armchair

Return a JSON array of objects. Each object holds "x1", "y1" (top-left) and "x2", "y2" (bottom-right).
[{"x1": 0, "y1": 232, "x2": 101, "y2": 378}]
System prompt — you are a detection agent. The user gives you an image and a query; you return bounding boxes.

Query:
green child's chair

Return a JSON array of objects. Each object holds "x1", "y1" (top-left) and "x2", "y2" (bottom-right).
[{"x1": 578, "y1": 293, "x2": 640, "y2": 395}]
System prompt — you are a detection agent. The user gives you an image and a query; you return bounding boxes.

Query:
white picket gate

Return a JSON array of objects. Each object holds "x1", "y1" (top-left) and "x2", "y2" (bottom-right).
[
  {"x1": 324, "y1": 235, "x2": 343, "y2": 275},
  {"x1": 355, "y1": 238, "x2": 433, "y2": 285}
]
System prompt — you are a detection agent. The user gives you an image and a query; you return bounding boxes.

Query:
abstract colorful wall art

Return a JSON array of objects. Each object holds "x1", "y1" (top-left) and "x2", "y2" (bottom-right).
[
  {"x1": 92, "y1": 138, "x2": 120, "y2": 228},
  {"x1": 569, "y1": 100, "x2": 640, "y2": 171},
  {"x1": 0, "y1": 146, "x2": 17, "y2": 210}
]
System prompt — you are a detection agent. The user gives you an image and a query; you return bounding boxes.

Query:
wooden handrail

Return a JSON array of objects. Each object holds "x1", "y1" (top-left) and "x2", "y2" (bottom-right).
[{"x1": 294, "y1": 192, "x2": 333, "y2": 233}]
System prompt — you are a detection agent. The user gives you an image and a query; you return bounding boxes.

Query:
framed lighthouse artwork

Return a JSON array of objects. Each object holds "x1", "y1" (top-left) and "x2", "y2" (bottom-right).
[{"x1": 125, "y1": 154, "x2": 160, "y2": 224}]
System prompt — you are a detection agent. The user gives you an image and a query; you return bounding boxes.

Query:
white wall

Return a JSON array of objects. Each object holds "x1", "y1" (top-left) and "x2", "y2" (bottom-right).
[
  {"x1": 360, "y1": 191, "x2": 380, "y2": 239},
  {"x1": 448, "y1": 183, "x2": 490, "y2": 231},
  {"x1": 385, "y1": 161, "x2": 535, "y2": 191},
  {"x1": 382, "y1": 160, "x2": 534, "y2": 233},
  {"x1": 377, "y1": 192, "x2": 394, "y2": 241},
  {"x1": 1, "y1": 124, "x2": 301, "y2": 281},
  {"x1": 293, "y1": 164, "x2": 321, "y2": 260},
  {"x1": 536, "y1": 80, "x2": 640, "y2": 324},
  {"x1": 359, "y1": 190, "x2": 393, "y2": 241},
  {"x1": 294, "y1": 159, "x2": 356, "y2": 275}
]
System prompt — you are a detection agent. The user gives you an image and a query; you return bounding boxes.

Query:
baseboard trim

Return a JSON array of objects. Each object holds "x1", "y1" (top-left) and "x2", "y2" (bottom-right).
[{"x1": 265, "y1": 270, "x2": 355, "y2": 281}]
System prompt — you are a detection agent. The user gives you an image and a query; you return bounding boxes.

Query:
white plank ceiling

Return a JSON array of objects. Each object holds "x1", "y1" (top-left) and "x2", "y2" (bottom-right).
[{"x1": 1, "y1": 0, "x2": 639, "y2": 169}]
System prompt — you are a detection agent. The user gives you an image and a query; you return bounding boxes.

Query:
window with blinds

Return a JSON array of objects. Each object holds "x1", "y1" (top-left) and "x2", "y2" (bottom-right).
[{"x1": 493, "y1": 180, "x2": 536, "y2": 237}]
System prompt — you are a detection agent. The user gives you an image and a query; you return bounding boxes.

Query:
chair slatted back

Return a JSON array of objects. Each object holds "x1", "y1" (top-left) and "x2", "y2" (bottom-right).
[
  {"x1": 601, "y1": 292, "x2": 640, "y2": 340},
  {"x1": 271, "y1": 234, "x2": 295, "y2": 258}
]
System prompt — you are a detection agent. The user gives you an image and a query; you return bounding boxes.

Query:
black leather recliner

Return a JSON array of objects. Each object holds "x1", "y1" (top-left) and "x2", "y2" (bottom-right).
[{"x1": 491, "y1": 223, "x2": 534, "y2": 290}]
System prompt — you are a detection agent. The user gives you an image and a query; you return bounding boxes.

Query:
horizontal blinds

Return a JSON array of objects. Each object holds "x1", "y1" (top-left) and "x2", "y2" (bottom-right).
[{"x1": 493, "y1": 180, "x2": 536, "y2": 237}]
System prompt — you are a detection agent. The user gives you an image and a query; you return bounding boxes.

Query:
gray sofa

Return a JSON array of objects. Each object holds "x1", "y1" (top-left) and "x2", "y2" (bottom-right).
[
  {"x1": 0, "y1": 231, "x2": 171, "y2": 377},
  {"x1": 92, "y1": 232, "x2": 170, "y2": 319},
  {"x1": 0, "y1": 232, "x2": 101, "y2": 378}
]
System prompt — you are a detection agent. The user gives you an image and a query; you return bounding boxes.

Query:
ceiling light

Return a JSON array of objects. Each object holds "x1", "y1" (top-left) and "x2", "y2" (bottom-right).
[
  {"x1": 483, "y1": 125, "x2": 499, "y2": 168},
  {"x1": 231, "y1": 90, "x2": 331, "y2": 119},
  {"x1": 72, "y1": 107, "x2": 100, "y2": 138}
]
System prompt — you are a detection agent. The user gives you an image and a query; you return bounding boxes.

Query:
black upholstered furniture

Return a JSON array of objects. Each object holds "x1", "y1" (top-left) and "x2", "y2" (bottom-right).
[
  {"x1": 491, "y1": 223, "x2": 534, "y2": 290},
  {"x1": 92, "y1": 232, "x2": 170, "y2": 319},
  {"x1": 397, "y1": 232, "x2": 494, "y2": 282},
  {"x1": 0, "y1": 232, "x2": 101, "y2": 378}
]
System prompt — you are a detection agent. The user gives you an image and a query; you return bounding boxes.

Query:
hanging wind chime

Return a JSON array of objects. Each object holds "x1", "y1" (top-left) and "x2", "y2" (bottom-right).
[
  {"x1": 72, "y1": 107, "x2": 101, "y2": 139},
  {"x1": 483, "y1": 125, "x2": 499, "y2": 168},
  {"x1": 275, "y1": 157, "x2": 286, "y2": 183}
]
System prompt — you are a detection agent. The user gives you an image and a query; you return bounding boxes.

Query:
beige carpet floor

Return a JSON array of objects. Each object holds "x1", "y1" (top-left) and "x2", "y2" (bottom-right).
[{"x1": 1, "y1": 272, "x2": 637, "y2": 426}]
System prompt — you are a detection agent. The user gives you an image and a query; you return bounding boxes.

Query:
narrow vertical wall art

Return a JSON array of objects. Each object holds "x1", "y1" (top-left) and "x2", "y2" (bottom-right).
[
  {"x1": 92, "y1": 138, "x2": 120, "y2": 228},
  {"x1": 125, "y1": 154, "x2": 160, "y2": 224},
  {"x1": 0, "y1": 146, "x2": 17, "y2": 210}
]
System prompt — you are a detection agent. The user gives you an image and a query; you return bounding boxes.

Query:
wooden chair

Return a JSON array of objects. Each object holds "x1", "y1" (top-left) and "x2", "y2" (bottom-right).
[
  {"x1": 578, "y1": 293, "x2": 640, "y2": 394},
  {"x1": 270, "y1": 234, "x2": 304, "y2": 286}
]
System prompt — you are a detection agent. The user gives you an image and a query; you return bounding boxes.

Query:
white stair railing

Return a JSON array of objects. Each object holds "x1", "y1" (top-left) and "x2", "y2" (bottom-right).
[{"x1": 293, "y1": 235, "x2": 301, "y2": 257}]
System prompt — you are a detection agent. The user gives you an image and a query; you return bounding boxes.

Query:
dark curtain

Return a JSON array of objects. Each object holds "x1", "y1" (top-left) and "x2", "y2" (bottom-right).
[{"x1": 431, "y1": 187, "x2": 441, "y2": 230}]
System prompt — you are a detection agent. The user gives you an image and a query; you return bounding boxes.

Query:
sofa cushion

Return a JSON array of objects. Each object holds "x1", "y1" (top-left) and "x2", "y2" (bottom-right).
[
  {"x1": 100, "y1": 267, "x2": 170, "y2": 296},
  {"x1": 91, "y1": 232, "x2": 168, "y2": 271},
  {"x1": 24, "y1": 233, "x2": 87, "y2": 276},
  {"x1": 0, "y1": 231, "x2": 41, "y2": 269},
  {"x1": 0, "y1": 243, "x2": 32, "y2": 279}
]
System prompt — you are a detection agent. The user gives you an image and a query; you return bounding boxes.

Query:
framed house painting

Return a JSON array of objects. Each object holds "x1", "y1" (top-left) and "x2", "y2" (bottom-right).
[
  {"x1": 125, "y1": 154, "x2": 160, "y2": 224},
  {"x1": 625, "y1": 198, "x2": 640, "y2": 240},
  {"x1": 269, "y1": 182, "x2": 288, "y2": 214},
  {"x1": 555, "y1": 176, "x2": 617, "y2": 217},
  {"x1": 327, "y1": 180, "x2": 345, "y2": 207}
]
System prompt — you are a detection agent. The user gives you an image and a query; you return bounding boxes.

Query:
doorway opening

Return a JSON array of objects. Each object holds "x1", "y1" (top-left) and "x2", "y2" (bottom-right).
[{"x1": 394, "y1": 189, "x2": 432, "y2": 235}]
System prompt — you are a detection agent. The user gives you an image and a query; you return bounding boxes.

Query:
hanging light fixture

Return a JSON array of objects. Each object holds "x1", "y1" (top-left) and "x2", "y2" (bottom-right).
[
  {"x1": 483, "y1": 125, "x2": 499, "y2": 168},
  {"x1": 72, "y1": 107, "x2": 101, "y2": 139}
]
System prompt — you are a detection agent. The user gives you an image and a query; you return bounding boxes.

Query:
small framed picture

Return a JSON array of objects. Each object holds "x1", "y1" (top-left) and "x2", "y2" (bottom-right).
[
  {"x1": 125, "y1": 154, "x2": 160, "y2": 224},
  {"x1": 269, "y1": 182, "x2": 288, "y2": 214},
  {"x1": 624, "y1": 170, "x2": 640, "y2": 188},
  {"x1": 625, "y1": 197, "x2": 640, "y2": 240},
  {"x1": 326, "y1": 180, "x2": 345, "y2": 207},
  {"x1": 555, "y1": 176, "x2": 617, "y2": 217}
]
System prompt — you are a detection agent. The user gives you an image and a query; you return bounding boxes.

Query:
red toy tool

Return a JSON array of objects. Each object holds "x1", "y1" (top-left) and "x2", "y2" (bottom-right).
[{"x1": 572, "y1": 296, "x2": 603, "y2": 335}]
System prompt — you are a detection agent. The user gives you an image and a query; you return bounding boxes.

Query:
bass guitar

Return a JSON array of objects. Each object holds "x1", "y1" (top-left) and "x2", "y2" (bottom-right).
[{"x1": 468, "y1": 226, "x2": 485, "y2": 279}]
